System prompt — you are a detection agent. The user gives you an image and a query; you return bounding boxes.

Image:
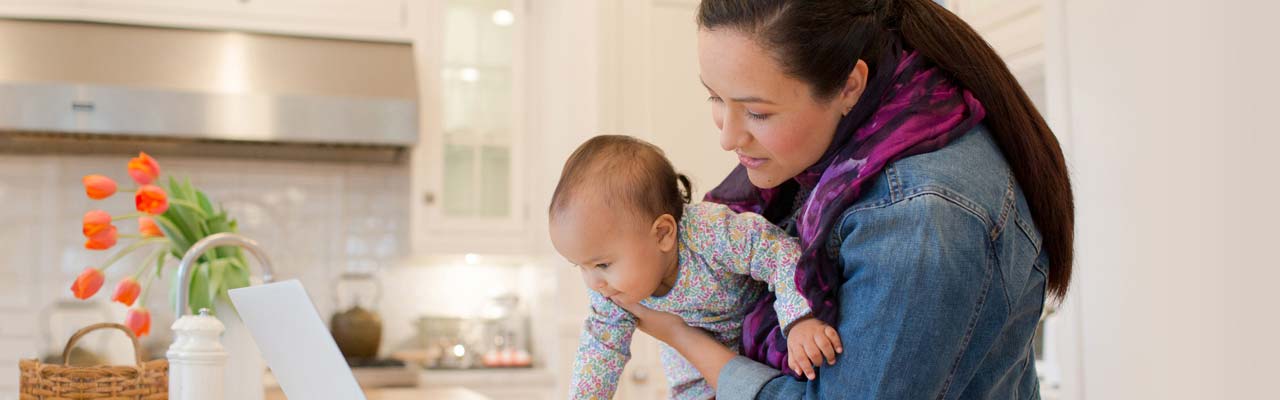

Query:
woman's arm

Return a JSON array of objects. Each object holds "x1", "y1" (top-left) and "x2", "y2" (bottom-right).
[{"x1": 614, "y1": 301, "x2": 737, "y2": 388}]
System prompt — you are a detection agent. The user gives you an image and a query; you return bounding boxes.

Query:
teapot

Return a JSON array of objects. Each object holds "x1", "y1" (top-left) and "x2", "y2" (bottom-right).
[{"x1": 329, "y1": 272, "x2": 383, "y2": 360}]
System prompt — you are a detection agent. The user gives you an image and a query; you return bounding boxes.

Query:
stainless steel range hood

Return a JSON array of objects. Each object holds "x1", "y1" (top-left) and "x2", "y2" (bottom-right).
[{"x1": 0, "y1": 18, "x2": 419, "y2": 160}]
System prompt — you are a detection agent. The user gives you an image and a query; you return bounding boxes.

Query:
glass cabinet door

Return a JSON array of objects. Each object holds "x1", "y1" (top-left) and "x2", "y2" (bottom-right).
[{"x1": 438, "y1": 0, "x2": 518, "y2": 219}]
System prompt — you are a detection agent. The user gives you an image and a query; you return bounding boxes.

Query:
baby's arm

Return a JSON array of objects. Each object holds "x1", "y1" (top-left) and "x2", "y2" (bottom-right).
[
  {"x1": 688, "y1": 202, "x2": 843, "y2": 379},
  {"x1": 570, "y1": 290, "x2": 637, "y2": 399},
  {"x1": 687, "y1": 203, "x2": 811, "y2": 329},
  {"x1": 786, "y1": 317, "x2": 843, "y2": 380}
]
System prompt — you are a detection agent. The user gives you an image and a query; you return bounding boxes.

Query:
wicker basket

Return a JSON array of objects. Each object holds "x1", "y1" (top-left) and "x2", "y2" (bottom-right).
[{"x1": 19, "y1": 322, "x2": 168, "y2": 400}]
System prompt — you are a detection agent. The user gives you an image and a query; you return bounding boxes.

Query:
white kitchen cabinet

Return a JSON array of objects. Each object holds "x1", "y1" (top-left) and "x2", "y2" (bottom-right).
[
  {"x1": 408, "y1": 0, "x2": 531, "y2": 256},
  {"x1": 0, "y1": 0, "x2": 410, "y2": 42},
  {"x1": 599, "y1": 0, "x2": 738, "y2": 200}
]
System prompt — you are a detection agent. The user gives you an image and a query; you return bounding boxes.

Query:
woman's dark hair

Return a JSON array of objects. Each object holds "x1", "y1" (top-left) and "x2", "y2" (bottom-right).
[
  {"x1": 550, "y1": 135, "x2": 693, "y2": 223},
  {"x1": 698, "y1": 0, "x2": 1074, "y2": 299}
]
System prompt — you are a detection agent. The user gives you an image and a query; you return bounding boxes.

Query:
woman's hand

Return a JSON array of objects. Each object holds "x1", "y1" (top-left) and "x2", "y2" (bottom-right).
[
  {"x1": 613, "y1": 301, "x2": 690, "y2": 343},
  {"x1": 614, "y1": 301, "x2": 737, "y2": 389}
]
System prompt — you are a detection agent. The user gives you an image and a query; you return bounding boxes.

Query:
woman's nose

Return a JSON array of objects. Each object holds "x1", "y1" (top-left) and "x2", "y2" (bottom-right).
[{"x1": 719, "y1": 111, "x2": 749, "y2": 152}]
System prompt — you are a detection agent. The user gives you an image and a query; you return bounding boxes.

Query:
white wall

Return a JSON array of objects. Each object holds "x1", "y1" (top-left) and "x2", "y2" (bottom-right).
[
  {"x1": 1050, "y1": 0, "x2": 1278, "y2": 398},
  {"x1": 1220, "y1": 3, "x2": 1280, "y2": 399}
]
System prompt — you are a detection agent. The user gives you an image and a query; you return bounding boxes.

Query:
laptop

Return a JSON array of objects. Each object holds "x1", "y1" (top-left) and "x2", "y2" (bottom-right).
[{"x1": 229, "y1": 279, "x2": 367, "y2": 400}]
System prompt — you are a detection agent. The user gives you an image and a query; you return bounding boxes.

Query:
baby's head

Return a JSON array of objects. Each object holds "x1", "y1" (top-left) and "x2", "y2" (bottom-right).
[{"x1": 548, "y1": 135, "x2": 691, "y2": 306}]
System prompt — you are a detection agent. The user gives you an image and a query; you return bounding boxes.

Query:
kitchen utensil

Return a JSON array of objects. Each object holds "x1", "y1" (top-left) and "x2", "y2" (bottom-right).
[{"x1": 411, "y1": 317, "x2": 484, "y2": 369}]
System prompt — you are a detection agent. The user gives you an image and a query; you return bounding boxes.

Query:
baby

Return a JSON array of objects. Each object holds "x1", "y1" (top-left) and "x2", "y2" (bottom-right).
[{"x1": 550, "y1": 135, "x2": 842, "y2": 399}]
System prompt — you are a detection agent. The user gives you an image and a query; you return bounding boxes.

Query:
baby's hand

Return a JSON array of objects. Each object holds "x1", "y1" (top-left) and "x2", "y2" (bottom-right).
[{"x1": 786, "y1": 317, "x2": 843, "y2": 380}]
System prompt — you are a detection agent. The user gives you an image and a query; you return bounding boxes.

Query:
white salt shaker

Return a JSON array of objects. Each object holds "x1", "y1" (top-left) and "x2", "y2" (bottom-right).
[{"x1": 167, "y1": 308, "x2": 226, "y2": 400}]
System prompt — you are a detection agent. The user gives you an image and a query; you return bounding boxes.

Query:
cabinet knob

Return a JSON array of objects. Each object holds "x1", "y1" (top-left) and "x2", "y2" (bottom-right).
[{"x1": 423, "y1": 192, "x2": 436, "y2": 205}]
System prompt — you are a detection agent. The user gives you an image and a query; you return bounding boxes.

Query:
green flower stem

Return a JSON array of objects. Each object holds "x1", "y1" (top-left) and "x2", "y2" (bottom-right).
[
  {"x1": 138, "y1": 253, "x2": 160, "y2": 303},
  {"x1": 111, "y1": 213, "x2": 142, "y2": 222},
  {"x1": 132, "y1": 246, "x2": 166, "y2": 280},
  {"x1": 167, "y1": 199, "x2": 210, "y2": 218},
  {"x1": 148, "y1": 215, "x2": 193, "y2": 261},
  {"x1": 153, "y1": 248, "x2": 167, "y2": 278},
  {"x1": 99, "y1": 237, "x2": 169, "y2": 273}
]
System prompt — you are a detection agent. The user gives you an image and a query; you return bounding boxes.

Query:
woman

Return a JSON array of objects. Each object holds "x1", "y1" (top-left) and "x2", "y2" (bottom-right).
[{"x1": 614, "y1": 0, "x2": 1073, "y2": 398}]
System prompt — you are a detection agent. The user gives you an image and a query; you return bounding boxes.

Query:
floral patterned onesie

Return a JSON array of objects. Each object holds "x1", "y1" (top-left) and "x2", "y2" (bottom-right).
[{"x1": 570, "y1": 202, "x2": 809, "y2": 399}]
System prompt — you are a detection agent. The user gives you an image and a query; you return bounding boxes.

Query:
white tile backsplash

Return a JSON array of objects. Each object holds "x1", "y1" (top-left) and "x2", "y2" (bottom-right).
[
  {"x1": 0, "y1": 157, "x2": 44, "y2": 311},
  {"x1": 0, "y1": 152, "x2": 410, "y2": 368},
  {"x1": 0, "y1": 151, "x2": 558, "y2": 391},
  {"x1": 378, "y1": 261, "x2": 544, "y2": 356}
]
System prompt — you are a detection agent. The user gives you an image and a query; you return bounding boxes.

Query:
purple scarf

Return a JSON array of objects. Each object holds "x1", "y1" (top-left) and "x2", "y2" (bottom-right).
[{"x1": 705, "y1": 49, "x2": 986, "y2": 376}]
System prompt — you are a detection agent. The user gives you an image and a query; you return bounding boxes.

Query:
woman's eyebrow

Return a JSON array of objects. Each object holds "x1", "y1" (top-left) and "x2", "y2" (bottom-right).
[
  {"x1": 699, "y1": 77, "x2": 776, "y2": 104},
  {"x1": 731, "y1": 95, "x2": 776, "y2": 104}
]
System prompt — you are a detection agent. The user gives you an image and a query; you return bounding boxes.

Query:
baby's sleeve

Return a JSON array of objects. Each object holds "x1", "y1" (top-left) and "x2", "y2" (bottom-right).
[
  {"x1": 687, "y1": 202, "x2": 812, "y2": 334},
  {"x1": 570, "y1": 290, "x2": 637, "y2": 399}
]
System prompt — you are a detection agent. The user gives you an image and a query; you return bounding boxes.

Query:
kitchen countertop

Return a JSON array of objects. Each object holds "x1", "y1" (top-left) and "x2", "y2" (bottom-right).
[
  {"x1": 419, "y1": 367, "x2": 556, "y2": 387},
  {"x1": 264, "y1": 364, "x2": 553, "y2": 397},
  {"x1": 265, "y1": 368, "x2": 494, "y2": 399},
  {"x1": 266, "y1": 387, "x2": 489, "y2": 400}
]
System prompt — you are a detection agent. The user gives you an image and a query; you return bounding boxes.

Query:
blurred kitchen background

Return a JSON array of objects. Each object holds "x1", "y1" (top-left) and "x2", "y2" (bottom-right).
[{"x1": 0, "y1": 0, "x2": 1273, "y2": 399}]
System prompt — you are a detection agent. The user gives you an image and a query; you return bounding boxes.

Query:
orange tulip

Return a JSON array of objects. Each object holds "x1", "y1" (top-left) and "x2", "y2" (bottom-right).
[
  {"x1": 138, "y1": 216, "x2": 163, "y2": 238},
  {"x1": 135, "y1": 185, "x2": 169, "y2": 215},
  {"x1": 111, "y1": 277, "x2": 142, "y2": 306},
  {"x1": 124, "y1": 307, "x2": 151, "y2": 337},
  {"x1": 70, "y1": 267, "x2": 105, "y2": 300},
  {"x1": 82, "y1": 175, "x2": 117, "y2": 200},
  {"x1": 127, "y1": 152, "x2": 160, "y2": 185},
  {"x1": 82, "y1": 210, "x2": 112, "y2": 237},
  {"x1": 84, "y1": 225, "x2": 118, "y2": 250}
]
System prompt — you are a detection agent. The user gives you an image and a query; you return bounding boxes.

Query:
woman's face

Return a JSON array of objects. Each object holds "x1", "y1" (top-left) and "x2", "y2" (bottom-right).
[{"x1": 698, "y1": 28, "x2": 859, "y2": 189}]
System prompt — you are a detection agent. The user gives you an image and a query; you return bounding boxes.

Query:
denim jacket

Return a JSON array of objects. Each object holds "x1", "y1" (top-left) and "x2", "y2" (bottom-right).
[{"x1": 718, "y1": 126, "x2": 1049, "y2": 400}]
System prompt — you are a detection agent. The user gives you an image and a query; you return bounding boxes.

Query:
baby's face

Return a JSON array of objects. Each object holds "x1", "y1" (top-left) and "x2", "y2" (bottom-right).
[{"x1": 549, "y1": 197, "x2": 668, "y2": 307}]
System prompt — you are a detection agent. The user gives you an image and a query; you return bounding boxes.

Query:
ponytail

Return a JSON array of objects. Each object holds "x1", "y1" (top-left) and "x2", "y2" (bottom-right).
[
  {"x1": 676, "y1": 174, "x2": 693, "y2": 205},
  {"x1": 895, "y1": 0, "x2": 1074, "y2": 299}
]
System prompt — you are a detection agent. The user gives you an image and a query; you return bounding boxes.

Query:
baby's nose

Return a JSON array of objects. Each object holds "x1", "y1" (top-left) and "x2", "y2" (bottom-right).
[{"x1": 584, "y1": 273, "x2": 608, "y2": 291}]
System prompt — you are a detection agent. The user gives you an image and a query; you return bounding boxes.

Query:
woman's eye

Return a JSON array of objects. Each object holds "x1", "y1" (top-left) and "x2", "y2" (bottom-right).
[
  {"x1": 746, "y1": 110, "x2": 771, "y2": 120},
  {"x1": 594, "y1": 263, "x2": 610, "y2": 270},
  {"x1": 707, "y1": 96, "x2": 723, "y2": 103}
]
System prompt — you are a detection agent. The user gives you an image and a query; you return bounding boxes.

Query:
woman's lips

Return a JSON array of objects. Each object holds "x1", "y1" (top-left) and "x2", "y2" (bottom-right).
[{"x1": 738, "y1": 153, "x2": 768, "y2": 169}]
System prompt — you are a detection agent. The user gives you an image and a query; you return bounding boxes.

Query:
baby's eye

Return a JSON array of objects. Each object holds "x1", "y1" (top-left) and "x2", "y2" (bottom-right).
[{"x1": 594, "y1": 263, "x2": 610, "y2": 270}]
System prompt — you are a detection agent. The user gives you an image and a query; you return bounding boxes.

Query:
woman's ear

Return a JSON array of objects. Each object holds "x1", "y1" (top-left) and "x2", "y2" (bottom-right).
[
  {"x1": 839, "y1": 60, "x2": 870, "y2": 115},
  {"x1": 651, "y1": 214, "x2": 678, "y2": 253}
]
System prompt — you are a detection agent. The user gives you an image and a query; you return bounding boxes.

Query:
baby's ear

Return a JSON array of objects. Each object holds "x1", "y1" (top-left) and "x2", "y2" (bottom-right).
[{"x1": 651, "y1": 214, "x2": 678, "y2": 252}]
